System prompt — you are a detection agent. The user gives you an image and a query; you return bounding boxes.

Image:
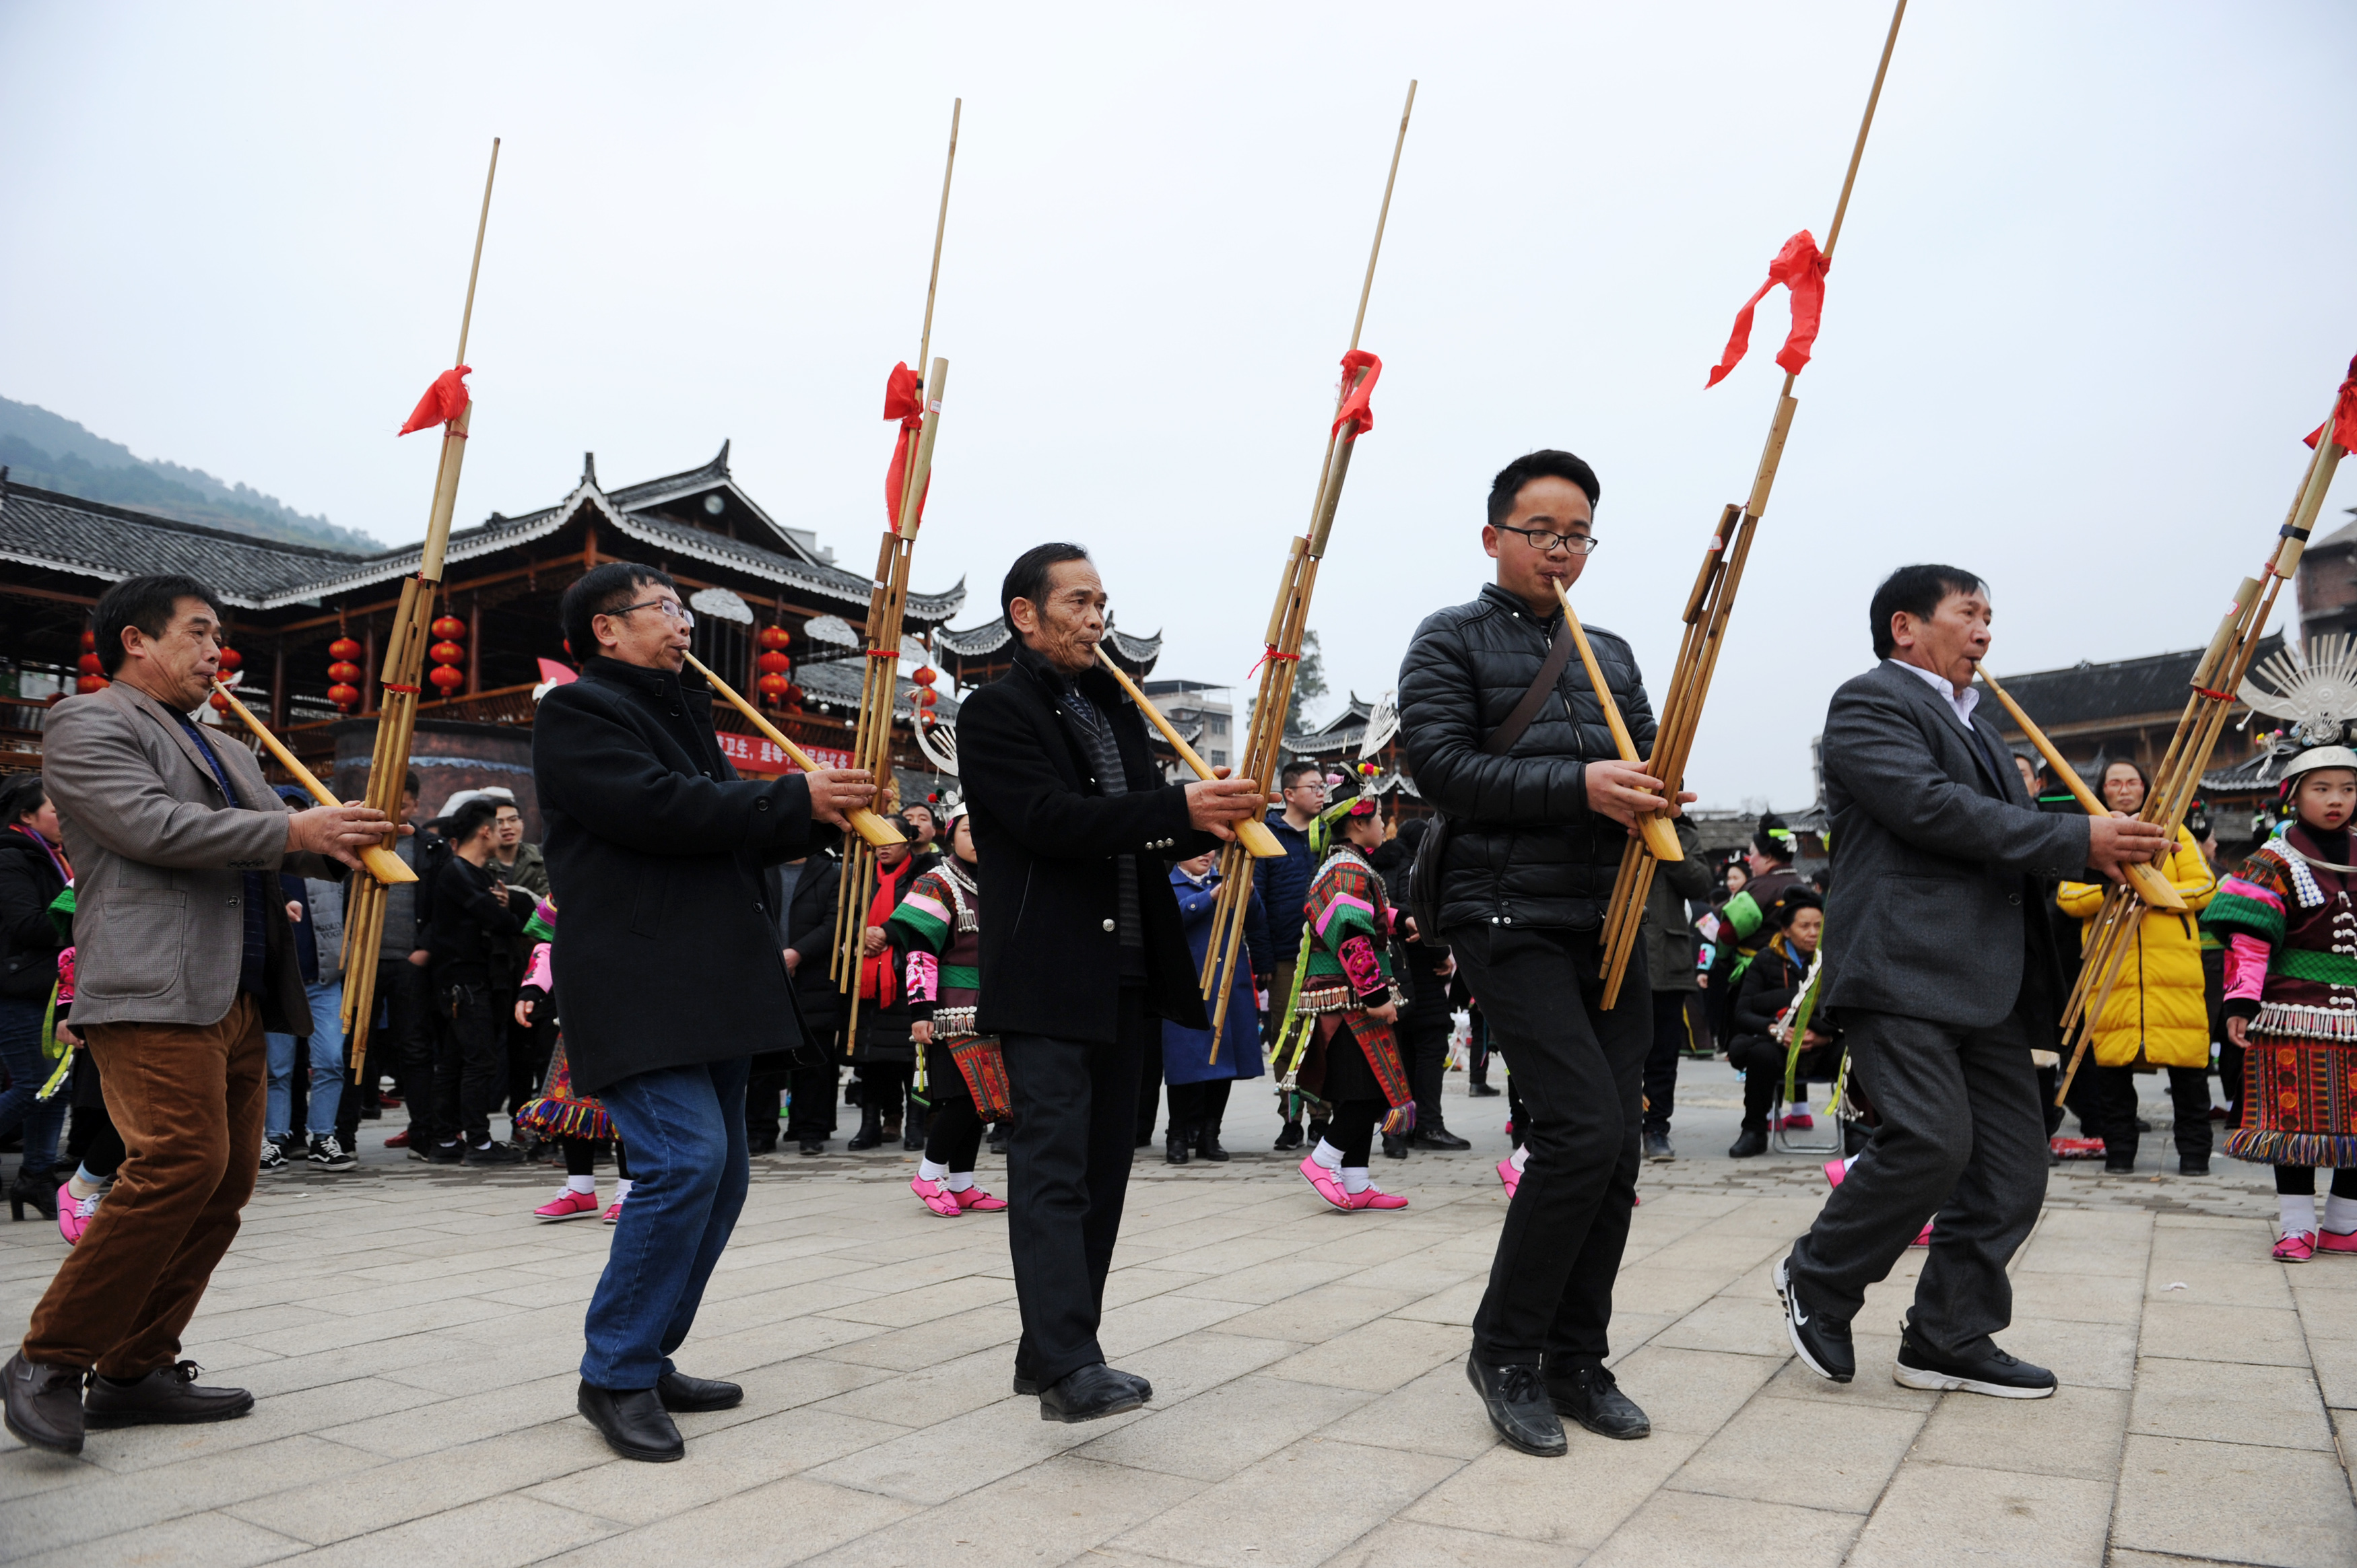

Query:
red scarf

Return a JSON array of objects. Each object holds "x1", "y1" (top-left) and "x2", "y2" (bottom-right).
[{"x1": 860, "y1": 856, "x2": 915, "y2": 1004}]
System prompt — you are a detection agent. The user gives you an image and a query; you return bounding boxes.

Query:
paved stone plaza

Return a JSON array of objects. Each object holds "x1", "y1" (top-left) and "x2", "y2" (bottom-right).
[{"x1": 2, "y1": 1064, "x2": 2354, "y2": 1567}]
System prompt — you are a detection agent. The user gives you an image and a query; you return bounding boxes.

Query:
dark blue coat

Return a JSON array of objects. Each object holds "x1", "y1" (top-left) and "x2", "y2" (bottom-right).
[{"x1": 1162, "y1": 866, "x2": 1267, "y2": 1084}]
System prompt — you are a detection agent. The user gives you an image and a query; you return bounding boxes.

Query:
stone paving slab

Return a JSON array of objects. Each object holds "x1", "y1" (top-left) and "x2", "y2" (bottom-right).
[{"x1": 1, "y1": 1062, "x2": 2350, "y2": 1566}]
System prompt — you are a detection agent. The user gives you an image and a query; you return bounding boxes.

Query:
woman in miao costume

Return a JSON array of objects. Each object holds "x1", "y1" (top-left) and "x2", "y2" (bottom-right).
[
  {"x1": 887, "y1": 811, "x2": 1010, "y2": 1217},
  {"x1": 2201, "y1": 743, "x2": 2357, "y2": 1260},
  {"x1": 512, "y1": 901, "x2": 634, "y2": 1224}
]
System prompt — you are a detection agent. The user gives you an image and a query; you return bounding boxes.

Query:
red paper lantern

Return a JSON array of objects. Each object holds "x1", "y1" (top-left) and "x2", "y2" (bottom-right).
[
  {"x1": 910, "y1": 666, "x2": 937, "y2": 687},
  {"x1": 76, "y1": 675, "x2": 108, "y2": 695},
  {"x1": 79, "y1": 629, "x2": 96, "y2": 653},
  {"x1": 785, "y1": 683, "x2": 805, "y2": 710},
  {"x1": 757, "y1": 625, "x2": 791, "y2": 651},
  {"x1": 208, "y1": 691, "x2": 232, "y2": 713},
  {"x1": 328, "y1": 661, "x2": 362, "y2": 685},
  {"x1": 916, "y1": 687, "x2": 939, "y2": 710},
  {"x1": 430, "y1": 640, "x2": 465, "y2": 667},
  {"x1": 430, "y1": 664, "x2": 467, "y2": 693},
  {"x1": 329, "y1": 637, "x2": 362, "y2": 662},
  {"x1": 216, "y1": 647, "x2": 242, "y2": 673},
  {"x1": 757, "y1": 673, "x2": 791, "y2": 701},
  {"x1": 328, "y1": 683, "x2": 361, "y2": 711},
  {"x1": 756, "y1": 650, "x2": 792, "y2": 677},
  {"x1": 431, "y1": 615, "x2": 467, "y2": 642},
  {"x1": 76, "y1": 652, "x2": 104, "y2": 677}
]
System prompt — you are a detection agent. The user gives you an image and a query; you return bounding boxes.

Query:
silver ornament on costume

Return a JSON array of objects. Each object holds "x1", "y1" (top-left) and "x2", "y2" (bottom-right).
[{"x1": 2240, "y1": 634, "x2": 2357, "y2": 747}]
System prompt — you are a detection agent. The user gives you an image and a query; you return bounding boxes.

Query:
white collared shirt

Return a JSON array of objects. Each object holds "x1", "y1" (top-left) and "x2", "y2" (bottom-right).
[{"x1": 1886, "y1": 657, "x2": 1980, "y2": 735}]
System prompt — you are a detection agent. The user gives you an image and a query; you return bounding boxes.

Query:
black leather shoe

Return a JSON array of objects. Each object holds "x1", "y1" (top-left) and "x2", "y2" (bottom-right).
[
  {"x1": 1468, "y1": 1081, "x2": 1502, "y2": 1097},
  {"x1": 1465, "y1": 1357, "x2": 1565, "y2": 1457},
  {"x1": 578, "y1": 1382, "x2": 684, "y2": 1461},
  {"x1": 1894, "y1": 1324, "x2": 2057, "y2": 1399},
  {"x1": 1410, "y1": 1128, "x2": 1471, "y2": 1151},
  {"x1": 1014, "y1": 1367, "x2": 1151, "y2": 1401},
  {"x1": 2179, "y1": 1157, "x2": 2210, "y2": 1175},
  {"x1": 1642, "y1": 1130, "x2": 1673, "y2": 1163},
  {"x1": 1545, "y1": 1361, "x2": 1651, "y2": 1439},
  {"x1": 1382, "y1": 1134, "x2": 1408, "y2": 1160},
  {"x1": 655, "y1": 1371, "x2": 743, "y2": 1412},
  {"x1": 2104, "y1": 1155, "x2": 2137, "y2": 1174},
  {"x1": 1273, "y1": 1122, "x2": 1304, "y2": 1151},
  {"x1": 1164, "y1": 1134, "x2": 1191, "y2": 1166},
  {"x1": 799, "y1": 1138, "x2": 827, "y2": 1156},
  {"x1": 846, "y1": 1109, "x2": 884, "y2": 1151},
  {"x1": 1037, "y1": 1362, "x2": 1144, "y2": 1423},
  {"x1": 82, "y1": 1361, "x2": 253, "y2": 1429},
  {"x1": 1195, "y1": 1132, "x2": 1230, "y2": 1163},
  {"x1": 1728, "y1": 1127, "x2": 1768, "y2": 1159},
  {"x1": 1775, "y1": 1256, "x2": 1854, "y2": 1383},
  {"x1": 3, "y1": 1352, "x2": 85, "y2": 1454}
]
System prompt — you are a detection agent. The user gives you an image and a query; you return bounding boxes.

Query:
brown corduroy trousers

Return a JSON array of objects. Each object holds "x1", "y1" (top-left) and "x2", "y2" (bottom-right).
[{"x1": 23, "y1": 996, "x2": 265, "y2": 1376}]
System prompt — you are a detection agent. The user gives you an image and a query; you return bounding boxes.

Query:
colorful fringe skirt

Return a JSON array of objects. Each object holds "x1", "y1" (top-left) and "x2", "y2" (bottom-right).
[
  {"x1": 512, "y1": 1037, "x2": 613, "y2": 1143},
  {"x1": 2224, "y1": 1017, "x2": 2357, "y2": 1166}
]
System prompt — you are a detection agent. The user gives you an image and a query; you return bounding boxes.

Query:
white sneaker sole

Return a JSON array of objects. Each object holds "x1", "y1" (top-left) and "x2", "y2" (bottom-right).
[{"x1": 1892, "y1": 1363, "x2": 2057, "y2": 1398}]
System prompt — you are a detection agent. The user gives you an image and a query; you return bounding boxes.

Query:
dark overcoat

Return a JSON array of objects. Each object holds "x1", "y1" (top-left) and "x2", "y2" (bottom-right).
[{"x1": 532, "y1": 656, "x2": 837, "y2": 1095}]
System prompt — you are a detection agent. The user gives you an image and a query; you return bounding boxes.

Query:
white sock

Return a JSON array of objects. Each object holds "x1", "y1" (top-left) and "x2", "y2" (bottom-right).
[
  {"x1": 1341, "y1": 1167, "x2": 1371, "y2": 1194},
  {"x1": 919, "y1": 1157, "x2": 950, "y2": 1182},
  {"x1": 613, "y1": 1179, "x2": 634, "y2": 1204},
  {"x1": 2281, "y1": 1194, "x2": 2317, "y2": 1236},
  {"x1": 1842, "y1": 1154, "x2": 1861, "y2": 1174},
  {"x1": 2325, "y1": 1193, "x2": 2357, "y2": 1235},
  {"x1": 566, "y1": 1174, "x2": 595, "y2": 1196},
  {"x1": 1312, "y1": 1139, "x2": 1345, "y2": 1171},
  {"x1": 946, "y1": 1171, "x2": 974, "y2": 1192},
  {"x1": 1510, "y1": 1145, "x2": 1531, "y2": 1174}
]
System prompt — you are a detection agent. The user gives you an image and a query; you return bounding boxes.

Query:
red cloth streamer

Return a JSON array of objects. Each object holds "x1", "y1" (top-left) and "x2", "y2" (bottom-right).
[
  {"x1": 1704, "y1": 232, "x2": 1828, "y2": 388},
  {"x1": 1331, "y1": 350, "x2": 1382, "y2": 440},
  {"x1": 2303, "y1": 357, "x2": 2357, "y2": 454},
  {"x1": 1246, "y1": 646, "x2": 1302, "y2": 681},
  {"x1": 397, "y1": 366, "x2": 472, "y2": 436},
  {"x1": 882, "y1": 362, "x2": 932, "y2": 528}
]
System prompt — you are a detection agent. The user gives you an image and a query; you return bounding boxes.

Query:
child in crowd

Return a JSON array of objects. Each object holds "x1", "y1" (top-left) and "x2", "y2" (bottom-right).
[
  {"x1": 887, "y1": 811, "x2": 1008, "y2": 1218},
  {"x1": 511, "y1": 902, "x2": 632, "y2": 1224}
]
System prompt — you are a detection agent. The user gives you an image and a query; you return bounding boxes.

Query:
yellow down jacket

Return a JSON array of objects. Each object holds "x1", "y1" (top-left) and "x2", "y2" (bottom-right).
[{"x1": 2055, "y1": 827, "x2": 2218, "y2": 1068}]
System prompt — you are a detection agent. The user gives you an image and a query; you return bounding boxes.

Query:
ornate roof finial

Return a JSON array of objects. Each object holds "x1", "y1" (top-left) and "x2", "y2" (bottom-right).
[
  {"x1": 715, "y1": 439, "x2": 731, "y2": 472},
  {"x1": 583, "y1": 452, "x2": 598, "y2": 487}
]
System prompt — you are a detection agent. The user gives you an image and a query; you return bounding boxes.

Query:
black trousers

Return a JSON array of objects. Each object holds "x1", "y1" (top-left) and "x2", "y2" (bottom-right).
[
  {"x1": 1135, "y1": 1049, "x2": 1164, "y2": 1143},
  {"x1": 1641, "y1": 988, "x2": 1694, "y2": 1136},
  {"x1": 1003, "y1": 985, "x2": 1150, "y2": 1388},
  {"x1": 924, "y1": 1094, "x2": 985, "y2": 1172},
  {"x1": 1325, "y1": 1097, "x2": 1386, "y2": 1166},
  {"x1": 1397, "y1": 1004, "x2": 1453, "y2": 1133},
  {"x1": 2082, "y1": 1063, "x2": 2211, "y2": 1165},
  {"x1": 428, "y1": 979, "x2": 508, "y2": 1147},
  {"x1": 1166, "y1": 1078, "x2": 1232, "y2": 1141},
  {"x1": 1449, "y1": 924, "x2": 1651, "y2": 1367},
  {"x1": 339, "y1": 959, "x2": 434, "y2": 1150}
]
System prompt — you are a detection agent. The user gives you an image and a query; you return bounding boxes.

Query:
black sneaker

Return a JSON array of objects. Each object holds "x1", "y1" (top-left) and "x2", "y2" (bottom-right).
[
  {"x1": 1409, "y1": 1127, "x2": 1471, "y2": 1151},
  {"x1": 2179, "y1": 1157, "x2": 2210, "y2": 1176},
  {"x1": 258, "y1": 1141, "x2": 289, "y2": 1173},
  {"x1": 1642, "y1": 1130, "x2": 1673, "y2": 1163},
  {"x1": 306, "y1": 1134, "x2": 357, "y2": 1172},
  {"x1": 1893, "y1": 1323, "x2": 2056, "y2": 1399},
  {"x1": 1468, "y1": 1081, "x2": 1502, "y2": 1098},
  {"x1": 425, "y1": 1141, "x2": 466, "y2": 1165},
  {"x1": 463, "y1": 1140, "x2": 523, "y2": 1167},
  {"x1": 1774, "y1": 1255, "x2": 1854, "y2": 1383},
  {"x1": 1273, "y1": 1122, "x2": 1304, "y2": 1152}
]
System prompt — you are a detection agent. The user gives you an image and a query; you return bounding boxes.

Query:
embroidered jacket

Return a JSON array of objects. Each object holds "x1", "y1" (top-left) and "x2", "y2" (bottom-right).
[
  {"x1": 2202, "y1": 825, "x2": 2357, "y2": 1043},
  {"x1": 1295, "y1": 845, "x2": 1401, "y2": 1016},
  {"x1": 890, "y1": 856, "x2": 983, "y2": 1042}
]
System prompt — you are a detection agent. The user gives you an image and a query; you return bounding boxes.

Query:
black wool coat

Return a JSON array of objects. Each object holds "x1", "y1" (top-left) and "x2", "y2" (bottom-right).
[
  {"x1": 958, "y1": 642, "x2": 1224, "y2": 1044},
  {"x1": 1398, "y1": 582, "x2": 1657, "y2": 932},
  {"x1": 0, "y1": 829, "x2": 68, "y2": 1002},
  {"x1": 781, "y1": 850, "x2": 845, "y2": 1038},
  {"x1": 533, "y1": 656, "x2": 839, "y2": 1095}
]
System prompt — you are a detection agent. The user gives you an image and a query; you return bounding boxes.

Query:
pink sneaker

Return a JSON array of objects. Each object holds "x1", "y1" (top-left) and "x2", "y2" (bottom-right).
[
  {"x1": 57, "y1": 1184, "x2": 99, "y2": 1246},
  {"x1": 910, "y1": 1173, "x2": 962, "y2": 1217},
  {"x1": 533, "y1": 1188, "x2": 601, "y2": 1223},
  {"x1": 1911, "y1": 1220, "x2": 1933, "y2": 1248},
  {"x1": 1350, "y1": 1186, "x2": 1409, "y2": 1211},
  {"x1": 1824, "y1": 1159, "x2": 1847, "y2": 1190},
  {"x1": 953, "y1": 1186, "x2": 1007, "y2": 1213},
  {"x1": 1496, "y1": 1156, "x2": 1521, "y2": 1200},
  {"x1": 1779, "y1": 1112, "x2": 1814, "y2": 1130},
  {"x1": 2274, "y1": 1230, "x2": 2318, "y2": 1263},
  {"x1": 2317, "y1": 1228, "x2": 2357, "y2": 1256},
  {"x1": 1299, "y1": 1155, "x2": 1352, "y2": 1211},
  {"x1": 602, "y1": 1196, "x2": 626, "y2": 1225}
]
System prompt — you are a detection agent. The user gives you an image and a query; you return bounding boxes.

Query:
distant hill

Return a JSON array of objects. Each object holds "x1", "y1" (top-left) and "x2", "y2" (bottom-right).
[{"x1": 0, "y1": 397, "x2": 382, "y2": 554}]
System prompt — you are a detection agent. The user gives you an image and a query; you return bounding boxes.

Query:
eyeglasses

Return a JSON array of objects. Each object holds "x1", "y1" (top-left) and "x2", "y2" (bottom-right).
[
  {"x1": 603, "y1": 598, "x2": 696, "y2": 629},
  {"x1": 1494, "y1": 524, "x2": 1599, "y2": 555}
]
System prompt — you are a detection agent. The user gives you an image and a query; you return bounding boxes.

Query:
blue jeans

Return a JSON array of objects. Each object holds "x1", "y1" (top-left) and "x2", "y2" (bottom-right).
[
  {"x1": 0, "y1": 995, "x2": 67, "y2": 1173},
  {"x1": 581, "y1": 1055, "x2": 751, "y2": 1390},
  {"x1": 265, "y1": 981, "x2": 344, "y2": 1139}
]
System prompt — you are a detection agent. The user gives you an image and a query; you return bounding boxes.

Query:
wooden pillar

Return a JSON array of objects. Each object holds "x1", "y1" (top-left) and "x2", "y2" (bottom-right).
[
  {"x1": 468, "y1": 598, "x2": 482, "y2": 695},
  {"x1": 270, "y1": 642, "x2": 286, "y2": 729}
]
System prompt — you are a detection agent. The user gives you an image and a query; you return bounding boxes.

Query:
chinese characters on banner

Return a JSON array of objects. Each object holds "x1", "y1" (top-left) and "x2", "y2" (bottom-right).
[{"x1": 714, "y1": 730, "x2": 856, "y2": 777}]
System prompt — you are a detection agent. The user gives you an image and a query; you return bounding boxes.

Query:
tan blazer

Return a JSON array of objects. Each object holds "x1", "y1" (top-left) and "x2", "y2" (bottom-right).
[{"x1": 42, "y1": 681, "x2": 339, "y2": 1029}]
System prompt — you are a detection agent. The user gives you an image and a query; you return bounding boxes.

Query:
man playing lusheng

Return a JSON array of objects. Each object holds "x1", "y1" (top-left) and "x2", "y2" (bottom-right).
[
  {"x1": 1398, "y1": 450, "x2": 1692, "y2": 1458},
  {"x1": 1776, "y1": 564, "x2": 2169, "y2": 1396}
]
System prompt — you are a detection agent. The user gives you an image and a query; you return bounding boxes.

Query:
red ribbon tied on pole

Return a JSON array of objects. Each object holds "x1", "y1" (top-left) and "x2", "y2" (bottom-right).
[
  {"x1": 1704, "y1": 232, "x2": 1828, "y2": 388},
  {"x1": 2303, "y1": 356, "x2": 2357, "y2": 455},
  {"x1": 882, "y1": 361, "x2": 931, "y2": 528},
  {"x1": 1331, "y1": 350, "x2": 1382, "y2": 440},
  {"x1": 397, "y1": 366, "x2": 472, "y2": 436}
]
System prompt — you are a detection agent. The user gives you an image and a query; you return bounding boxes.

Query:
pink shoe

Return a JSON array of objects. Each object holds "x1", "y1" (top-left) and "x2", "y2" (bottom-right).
[
  {"x1": 1911, "y1": 1220, "x2": 1933, "y2": 1248},
  {"x1": 1779, "y1": 1112, "x2": 1814, "y2": 1130},
  {"x1": 602, "y1": 1196, "x2": 625, "y2": 1224},
  {"x1": 2274, "y1": 1230, "x2": 2318, "y2": 1263},
  {"x1": 1823, "y1": 1159, "x2": 1847, "y2": 1190},
  {"x1": 1496, "y1": 1156, "x2": 1521, "y2": 1201},
  {"x1": 2317, "y1": 1228, "x2": 2357, "y2": 1256},
  {"x1": 533, "y1": 1188, "x2": 601, "y2": 1223},
  {"x1": 1300, "y1": 1155, "x2": 1352, "y2": 1211},
  {"x1": 910, "y1": 1173, "x2": 962, "y2": 1217},
  {"x1": 1350, "y1": 1186, "x2": 1409, "y2": 1211},
  {"x1": 57, "y1": 1184, "x2": 98, "y2": 1246},
  {"x1": 953, "y1": 1185, "x2": 1007, "y2": 1212}
]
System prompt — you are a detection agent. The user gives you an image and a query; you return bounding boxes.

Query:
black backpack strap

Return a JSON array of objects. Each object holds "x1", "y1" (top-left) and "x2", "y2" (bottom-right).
[{"x1": 1483, "y1": 619, "x2": 1579, "y2": 756}]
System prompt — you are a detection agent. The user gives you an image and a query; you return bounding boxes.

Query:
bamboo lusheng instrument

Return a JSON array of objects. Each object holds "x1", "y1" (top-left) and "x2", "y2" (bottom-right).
[
  {"x1": 1195, "y1": 81, "x2": 1417, "y2": 1066},
  {"x1": 336, "y1": 139, "x2": 501, "y2": 1082},
  {"x1": 1594, "y1": 1, "x2": 1908, "y2": 1009},
  {"x1": 833, "y1": 100, "x2": 962, "y2": 1050},
  {"x1": 1552, "y1": 582, "x2": 1684, "y2": 864},
  {"x1": 1092, "y1": 648, "x2": 1284, "y2": 860},
  {"x1": 1973, "y1": 663, "x2": 2186, "y2": 913},
  {"x1": 210, "y1": 680, "x2": 413, "y2": 887},
  {"x1": 681, "y1": 652, "x2": 904, "y2": 848},
  {"x1": 2053, "y1": 374, "x2": 2354, "y2": 1103}
]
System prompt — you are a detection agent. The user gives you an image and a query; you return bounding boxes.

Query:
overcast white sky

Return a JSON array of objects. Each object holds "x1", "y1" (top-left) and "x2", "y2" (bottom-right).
[{"x1": 4, "y1": 1, "x2": 2352, "y2": 807}]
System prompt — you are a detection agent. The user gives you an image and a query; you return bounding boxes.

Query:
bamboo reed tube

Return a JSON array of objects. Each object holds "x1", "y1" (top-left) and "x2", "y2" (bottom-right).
[
  {"x1": 1096, "y1": 648, "x2": 1282, "y2": 858},
  {"x1": 1554, "y1": 585, "x2": 1682, "y2": 862},
  {"x1": 211, "y1": 681, "x2": 411, "y2": 885},
  {"x1": 682, "y1": 653, "x2": 904, "y2": 848}
]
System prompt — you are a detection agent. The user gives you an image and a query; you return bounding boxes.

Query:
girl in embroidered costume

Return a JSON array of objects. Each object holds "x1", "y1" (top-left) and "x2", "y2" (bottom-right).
[
  {"x1": 2201, "y1": 745, "x2": 2357, "y2": 1261},
  {"x1": 888, "y1": 812, "x2": 1010, "y2": 1217},
  {"x1": 511, "y1": 901, "x2": 634, "y2": 1224},
  {"x1": 1275, "y1": 772, "x2": 1414, "y2": 1212}
]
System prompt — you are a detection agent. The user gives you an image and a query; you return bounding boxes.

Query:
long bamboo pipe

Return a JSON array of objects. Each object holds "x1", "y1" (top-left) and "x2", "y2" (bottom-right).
[
  {"x1": 682, "y1": 653, "x2": 904, "y2": 848},
  {"x1": 1554, "y1": 584, "x2": 1683, "y2": 863},
  {"x1": 1094, "y1": 648, "x2": 1282, "y2": 860},
  {"x1": 211, "y1": 680, "x2": 413, "y2": 885},
  {"x1": 1972, "y1": 664, "x2": 2185, "y2": 911}
]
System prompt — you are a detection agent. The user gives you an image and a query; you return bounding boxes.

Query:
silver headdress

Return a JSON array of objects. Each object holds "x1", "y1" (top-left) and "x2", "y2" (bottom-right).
[{"x1": 2241, "y1": 634, "x2": 2357, "y2": 748}]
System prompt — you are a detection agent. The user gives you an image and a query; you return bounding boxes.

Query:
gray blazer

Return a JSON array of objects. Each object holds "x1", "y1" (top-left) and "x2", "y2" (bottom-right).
[
  {"x1": 1820, "y1": 660, "x2": 2089, "y2": 1029},
  {"x1": 42, "y1": 681, "x2": 337, "y2": 1030}
]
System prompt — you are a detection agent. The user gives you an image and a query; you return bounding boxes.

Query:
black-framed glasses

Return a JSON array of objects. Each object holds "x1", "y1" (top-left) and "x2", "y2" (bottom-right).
[
  {"x1": 1495, "y1": 523, "x2": 1599, "y2": 555},
  {"x1": 602, "y1": 597, "x2": 696, "y2": 629}
]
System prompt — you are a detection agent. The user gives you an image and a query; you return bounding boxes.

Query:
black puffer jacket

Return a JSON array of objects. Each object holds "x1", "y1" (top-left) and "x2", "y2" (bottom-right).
[{"x1": 1399, "y1": 582, "x2": 1656, "y2": 933}]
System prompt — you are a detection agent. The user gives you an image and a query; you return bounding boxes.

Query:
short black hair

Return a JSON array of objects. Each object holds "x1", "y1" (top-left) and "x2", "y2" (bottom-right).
[
  {"x1": 1770, "y1": 886, "x2": 1824, "y2": 927},
  {"x1": 1867, "y1": 564, "x2": 1987, "y2": 660},
  {"x1": 1487, "y1": 450, "x2": 1601, "y2": 529},
  {"x1": 92, "y1": 574, "x2": 220, "y2": 675},
  {"x1": 560, "y1": 562, "x2": 677, "y2": 664},
  {"x1": 447, "y1": 797, "x2": 500, "y2": 846},
  {"x1": 1001, "y1": 543, "x2": 1092, "y2": 627},
  {"x1": 1281, "y1": 760, "x2": 1323, "y2": 789},
  {"x1": 0, "y1": 773, "x2": 46, "y2": 825}
]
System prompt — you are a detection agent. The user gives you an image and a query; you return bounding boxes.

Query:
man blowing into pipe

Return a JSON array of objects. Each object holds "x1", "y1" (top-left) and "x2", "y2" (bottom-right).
[{"x1": 957, "y1": 543, "x2": 1265, "y2": 1422}]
